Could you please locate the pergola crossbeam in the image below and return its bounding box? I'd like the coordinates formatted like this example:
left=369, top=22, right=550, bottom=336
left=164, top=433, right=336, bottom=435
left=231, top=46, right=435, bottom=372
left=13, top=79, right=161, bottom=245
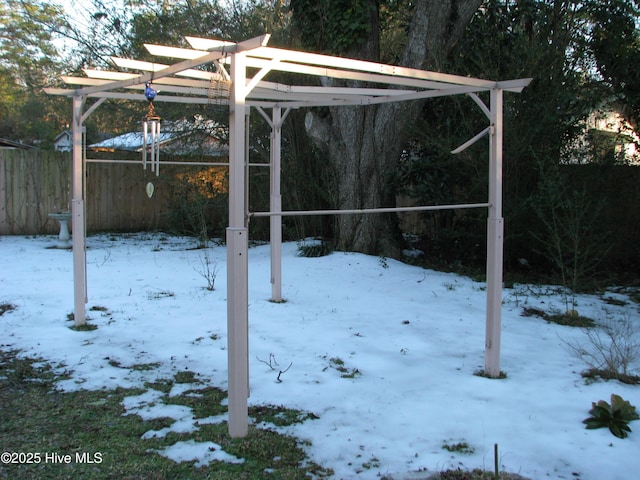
left=110, top=57, right=216, bottom=80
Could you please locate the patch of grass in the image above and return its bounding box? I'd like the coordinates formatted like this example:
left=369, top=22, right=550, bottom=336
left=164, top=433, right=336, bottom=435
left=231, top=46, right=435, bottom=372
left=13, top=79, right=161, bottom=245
left=521, top=307, right=595, bottom=327
left=250, top=405, right=319, bottom=427
left=443, top=282, right=458, bottom=291
left=130, top=362, right=161, bottom=371
left=69, top=323, right=98, bottom=331
left=269, top=298, right=288, bottom=304
left=1, top=352, right=58, bottom=386
left=0, top=303, right=16, bottom=316
left=144, top=379, right=174, bottom=393
left=474, top=369, right=508, bottom=379
left=147, top=290, right=175, bottom=300
left=443, top=441, right=475, bottom=454
left=520, top=307, right=547, bottom=318
left=66, top=312, right=95, bottom=323
left=219, top=425, right=332, bottom=477
left=437, top=469, right=530, bottom=479
left=329, top=357, right=345, bottom=368
left=581, top=368, right=640, bottom=385
left=0, top=350, right=333, bottom=479
left=164, top=386, right=228, bottom=418
left=174, top=370, right=199, bottom=384
left=602, top=296, right=628, bottom=307
left=327, top=357, right=362, bottom=379
left=107, top=358, right=123, bottom=368
left=547, top=312, right=595, bottom=327
left=361, top=456, right=381, bottom=470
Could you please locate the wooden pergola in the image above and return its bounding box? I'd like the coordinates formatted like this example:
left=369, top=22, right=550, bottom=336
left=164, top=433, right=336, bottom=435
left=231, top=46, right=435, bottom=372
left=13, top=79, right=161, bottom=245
left=47, top=34, right=531, bottom=438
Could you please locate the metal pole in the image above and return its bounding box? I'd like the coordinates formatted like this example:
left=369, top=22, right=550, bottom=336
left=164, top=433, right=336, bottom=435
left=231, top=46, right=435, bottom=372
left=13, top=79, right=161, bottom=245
left=245, top=111, right=250, bottom=222
left=227, top=51, right=249, bottom=438
left=71, top=96, right=87, bottom=326
left=485, top=88, right=504, bottom=377
left=270, top=107, right=283, bottom=302
left=150, top=121, right=156, bottom=174
left=142, top=121, right=148, bottom=170
left=154, top=120, right=161, bottom=176
left=250, top=202, right=490, bottom=217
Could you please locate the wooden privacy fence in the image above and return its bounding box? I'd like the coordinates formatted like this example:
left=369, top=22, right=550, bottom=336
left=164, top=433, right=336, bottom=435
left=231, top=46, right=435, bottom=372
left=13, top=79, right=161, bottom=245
left=2, top=149, right=639, bottom=271
left=0, top=149, right=177, bottom=235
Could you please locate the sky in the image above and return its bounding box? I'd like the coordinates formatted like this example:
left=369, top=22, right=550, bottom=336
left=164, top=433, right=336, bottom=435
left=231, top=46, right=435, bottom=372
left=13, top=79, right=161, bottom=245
left=1, top=233, right=639, bottom=479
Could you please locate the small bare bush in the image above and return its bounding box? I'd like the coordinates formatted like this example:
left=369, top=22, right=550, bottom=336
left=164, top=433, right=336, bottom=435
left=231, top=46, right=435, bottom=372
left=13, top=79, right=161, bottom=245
left=195, top=249, right=219, bottom=291
left=564, top=313, right=640, bottom=384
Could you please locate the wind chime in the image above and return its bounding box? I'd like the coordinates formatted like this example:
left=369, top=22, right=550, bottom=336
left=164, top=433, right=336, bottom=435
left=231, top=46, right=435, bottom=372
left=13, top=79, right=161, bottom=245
left=142, top=82, right=160, bottom=197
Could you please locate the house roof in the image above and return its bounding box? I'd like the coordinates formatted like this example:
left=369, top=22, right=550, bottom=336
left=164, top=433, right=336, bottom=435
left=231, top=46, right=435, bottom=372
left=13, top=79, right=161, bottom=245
left=54, top=130, right=72, bottom=142
left=88, top=120, right=228, bottom=156
left=89, top=131, right=174, bottom=152
left=0, top=138, right=38, bottom=150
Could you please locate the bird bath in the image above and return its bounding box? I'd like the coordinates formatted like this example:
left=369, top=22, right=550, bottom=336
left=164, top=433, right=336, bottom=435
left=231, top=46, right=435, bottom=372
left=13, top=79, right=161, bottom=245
left=48, top=212, right=72, bottom=249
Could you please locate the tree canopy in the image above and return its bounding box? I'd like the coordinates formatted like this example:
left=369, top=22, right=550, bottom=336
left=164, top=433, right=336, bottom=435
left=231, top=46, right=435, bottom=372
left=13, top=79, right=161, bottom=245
left=0, top=0, right=69, bottom=143
left=2, top=0, right=639, bottom=278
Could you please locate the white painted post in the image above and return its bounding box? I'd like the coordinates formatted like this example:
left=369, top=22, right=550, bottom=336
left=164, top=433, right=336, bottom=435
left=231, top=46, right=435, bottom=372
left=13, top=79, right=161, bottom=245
left=227, top=51, right=249, bottom=438
left=71, top=96, right=87, bottom=326
left=270, top=107, right=283, bottom=302
left=485, top=88, right=504, bottom=377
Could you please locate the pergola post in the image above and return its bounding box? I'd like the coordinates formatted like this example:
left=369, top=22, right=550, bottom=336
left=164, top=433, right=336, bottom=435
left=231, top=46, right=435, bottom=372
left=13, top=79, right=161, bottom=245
left=226, top=51, right=250, bottom=438
left=71, top=95, right=87, bottom=326
left=270, top=107, right=283, bottom=302
left=485, top=88, right=504, bottom=377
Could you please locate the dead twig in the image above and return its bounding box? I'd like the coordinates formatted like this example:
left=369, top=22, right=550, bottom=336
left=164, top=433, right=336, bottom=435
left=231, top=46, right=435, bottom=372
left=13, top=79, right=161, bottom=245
left=276, top=362, right=293, bottom=383
left=257, top=354, right=292, bottom=382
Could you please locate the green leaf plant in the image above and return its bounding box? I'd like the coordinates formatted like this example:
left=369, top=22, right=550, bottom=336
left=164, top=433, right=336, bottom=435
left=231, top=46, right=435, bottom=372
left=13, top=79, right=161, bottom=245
left=583, top=394, right=639, bottom=438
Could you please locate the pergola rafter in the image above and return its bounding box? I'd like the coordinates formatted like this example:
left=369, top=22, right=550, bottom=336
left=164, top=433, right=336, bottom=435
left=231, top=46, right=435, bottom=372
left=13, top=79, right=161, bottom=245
left=46, top=34, right=531, bottom=438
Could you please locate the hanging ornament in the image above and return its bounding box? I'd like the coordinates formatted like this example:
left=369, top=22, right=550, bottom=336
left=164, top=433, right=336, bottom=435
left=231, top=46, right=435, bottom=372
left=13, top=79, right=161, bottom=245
left=142, top=82, right=161, bottom=176
left=145, top=182, right=155, bottom=198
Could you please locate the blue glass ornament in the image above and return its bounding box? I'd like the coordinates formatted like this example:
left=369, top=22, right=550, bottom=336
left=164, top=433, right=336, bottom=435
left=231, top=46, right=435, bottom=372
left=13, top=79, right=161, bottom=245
left=145, top=82, right=157, bottom=101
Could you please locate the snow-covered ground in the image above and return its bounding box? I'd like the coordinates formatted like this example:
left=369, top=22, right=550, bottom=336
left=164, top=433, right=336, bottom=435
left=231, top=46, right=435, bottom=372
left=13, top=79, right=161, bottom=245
left=1, top=233, right=638, bottom=479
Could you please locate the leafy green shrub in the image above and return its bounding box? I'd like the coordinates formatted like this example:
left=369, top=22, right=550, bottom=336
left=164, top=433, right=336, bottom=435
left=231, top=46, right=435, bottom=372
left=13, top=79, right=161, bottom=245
left=583, top=394, right=639, bottom=438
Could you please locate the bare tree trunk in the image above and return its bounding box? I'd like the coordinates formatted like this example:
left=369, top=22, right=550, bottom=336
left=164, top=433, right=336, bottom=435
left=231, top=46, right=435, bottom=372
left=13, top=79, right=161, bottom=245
left=305, top=0, right=482, bottom=257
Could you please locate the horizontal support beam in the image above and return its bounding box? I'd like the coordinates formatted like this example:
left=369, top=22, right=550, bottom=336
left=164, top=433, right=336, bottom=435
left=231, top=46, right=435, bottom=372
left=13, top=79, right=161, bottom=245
left=249, top=202, right=491, bottom=218
left=86, top=159, right=269, bottom=167
left=63, top=76, right=211, bottom=97
left=44, top=88, right=215, bottom=104
left=86, top=158, right=228, bottom=166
